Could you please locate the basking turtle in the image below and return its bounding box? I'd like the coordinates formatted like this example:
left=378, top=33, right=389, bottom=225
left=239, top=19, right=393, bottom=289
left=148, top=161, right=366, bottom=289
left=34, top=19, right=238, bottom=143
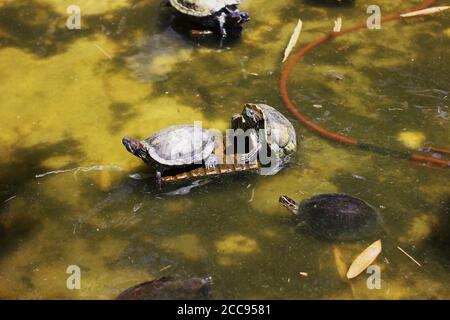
left=117, top=276, right=212, bottom=300
left=122, top=125, right=218, bottom=187
left=279, top=194, right=382, bottom=241
left=163, top=0, right=250, bottom=44
left=232, top=103, right=297, bottom=174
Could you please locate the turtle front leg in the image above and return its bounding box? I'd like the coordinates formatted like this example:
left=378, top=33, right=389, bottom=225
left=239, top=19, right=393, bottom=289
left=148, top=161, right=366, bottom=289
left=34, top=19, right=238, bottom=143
left=155, top=165, right=164, bottom=190
left=216, top=12, right=227, bottom=47
left=204, top=154, right=218, bottom=170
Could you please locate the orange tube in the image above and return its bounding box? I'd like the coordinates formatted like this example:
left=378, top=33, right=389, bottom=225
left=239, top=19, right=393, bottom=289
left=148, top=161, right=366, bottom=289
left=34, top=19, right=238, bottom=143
left=280, top=1, right=449, bottom=168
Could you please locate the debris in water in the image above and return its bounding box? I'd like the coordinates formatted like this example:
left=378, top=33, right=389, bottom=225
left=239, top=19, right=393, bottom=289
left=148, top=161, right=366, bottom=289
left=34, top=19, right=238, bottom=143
left=3, top=195, right=17, bottom=203
left=129, top=172, right=153, bottom=180
left=346, top=240, right=382, bottom=279
left=282, top=19, right=303, bottom=63
left=94, top=44, right=113, bottom=60
left=133, top=203, right=143, bottom=213
left=400, top=6, right=450, bottom=18
left=397, top=246, right=422, bottom=267
left=35, top=165, right=124, bottom=179
left=248, top=188, right=255, bottom=203
left=299, top=272, right=308, bottom=277
left=326, top=70, right=345, bottom=81
left=159, top=265, right=173, bottom=272
left=333, top=17, right=342, bottom=33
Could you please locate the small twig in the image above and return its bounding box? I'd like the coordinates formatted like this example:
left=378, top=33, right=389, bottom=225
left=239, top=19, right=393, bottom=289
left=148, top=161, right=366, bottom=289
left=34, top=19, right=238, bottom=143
left=3, top=195, right=17, bottom=203
left=397, top=246, right=422, bottom=267
left=159, top=265, right=172, bottom=272
left=94, top=44, right=113, bottom=60
left=248, top=188, right=255, bottom=203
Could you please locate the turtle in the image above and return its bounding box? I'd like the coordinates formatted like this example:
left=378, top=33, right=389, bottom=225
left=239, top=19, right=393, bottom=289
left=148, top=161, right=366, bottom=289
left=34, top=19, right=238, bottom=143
left=163, top=0, right=250, bottom=45
left=279, top=194, right=382, bottom=241
left=116, top=276, right=212, bottom=300
left=231, top=103, right=297, bottom=175
left=122, top=125, right=218, bottom=187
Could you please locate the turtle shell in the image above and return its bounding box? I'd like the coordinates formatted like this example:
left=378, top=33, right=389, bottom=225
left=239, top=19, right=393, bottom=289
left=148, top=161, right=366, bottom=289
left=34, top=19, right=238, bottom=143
left=298, top=194, right=382, bottom=241
left=144, top=125, right=215, bottom=166
left=247, top=103, right=297, bottom=158
left=117, top=276, right=212, bottom=300
left=169, top=0, right=240, bottom=17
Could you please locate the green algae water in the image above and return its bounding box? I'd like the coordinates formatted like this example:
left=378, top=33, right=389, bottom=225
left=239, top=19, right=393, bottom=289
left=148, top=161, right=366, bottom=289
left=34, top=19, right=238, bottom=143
left=0, top=0, right=449, bottom=299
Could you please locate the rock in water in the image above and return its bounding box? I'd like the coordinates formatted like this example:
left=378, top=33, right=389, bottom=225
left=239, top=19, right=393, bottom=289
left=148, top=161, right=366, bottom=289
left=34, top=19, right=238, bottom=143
left=116, top=276, right=212, bottom=300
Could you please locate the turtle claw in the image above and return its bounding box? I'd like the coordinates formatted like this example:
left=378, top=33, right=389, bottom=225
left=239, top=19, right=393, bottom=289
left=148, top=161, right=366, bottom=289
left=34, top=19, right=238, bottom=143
left=205, top=154, right=218, bottom=170
left=217, top=13, right=227, bottom=48
left=240, top=143, right=261, bottom=164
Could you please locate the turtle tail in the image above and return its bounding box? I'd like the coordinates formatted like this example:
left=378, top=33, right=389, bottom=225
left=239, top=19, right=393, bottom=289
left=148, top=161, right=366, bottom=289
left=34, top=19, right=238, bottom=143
left=279, top=195, right=299, bottom=215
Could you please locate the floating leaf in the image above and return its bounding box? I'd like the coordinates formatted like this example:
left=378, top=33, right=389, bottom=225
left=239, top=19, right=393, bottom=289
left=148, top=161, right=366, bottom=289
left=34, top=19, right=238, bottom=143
left=333, top=17, right=342, bottom=33
left=346, top=240, right=382, bottom=279
left=282, top=19, right=303, bottom=63
left=400, top=6, right=450, bottom=18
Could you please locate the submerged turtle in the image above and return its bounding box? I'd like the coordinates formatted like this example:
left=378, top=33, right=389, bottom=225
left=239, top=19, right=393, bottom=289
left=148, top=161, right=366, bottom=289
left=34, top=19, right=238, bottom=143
left=163, top=0, right=250, bottom=44
left=279, top=194, right=382, bottom=241
left=122, top=125, right=218, bottom=187
left=117, top=276, right=212, bottom=300
left=232, top=103, right=297, bottom=174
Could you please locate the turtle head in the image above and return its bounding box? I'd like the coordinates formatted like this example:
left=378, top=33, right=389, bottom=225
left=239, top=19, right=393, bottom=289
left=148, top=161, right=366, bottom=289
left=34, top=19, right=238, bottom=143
left=122, top=137, right=149, bottom=162
left=231, top=113, right=245, bottom=130
left=279, top=195, right=299, bottom=215
left=242, top=103, right=263, bottom=128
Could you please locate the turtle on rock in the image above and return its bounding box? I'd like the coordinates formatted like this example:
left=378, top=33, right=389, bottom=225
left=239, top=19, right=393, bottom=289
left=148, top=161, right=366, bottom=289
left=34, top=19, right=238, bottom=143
left=162, top=0, right=250, bottom=45
left=122, top=125, right=218, bottom=187
left=117, top=276, right=212, bottom=300
left=279, top=194, right=382, bottom=241
left=232, top=103, right=297, bottom=175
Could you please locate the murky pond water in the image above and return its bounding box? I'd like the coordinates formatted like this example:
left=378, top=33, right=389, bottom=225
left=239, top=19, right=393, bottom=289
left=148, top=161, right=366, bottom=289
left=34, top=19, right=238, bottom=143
left=0, top=0, right=449, bottom=299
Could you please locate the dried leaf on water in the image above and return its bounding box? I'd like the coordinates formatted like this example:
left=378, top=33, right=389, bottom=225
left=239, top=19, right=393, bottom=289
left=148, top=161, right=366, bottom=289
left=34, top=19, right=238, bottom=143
left=333, top=17, right=342, bottom=33
left=282, top=19, right=303, bottom=63
left=346, top=240, right=382, bottom=279
left=400, top=6, right=450, bottom=18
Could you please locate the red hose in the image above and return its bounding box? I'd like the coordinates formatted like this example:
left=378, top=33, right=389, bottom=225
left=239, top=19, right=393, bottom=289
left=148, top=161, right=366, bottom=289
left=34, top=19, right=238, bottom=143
left=280, top=0, right=450, bottom=168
